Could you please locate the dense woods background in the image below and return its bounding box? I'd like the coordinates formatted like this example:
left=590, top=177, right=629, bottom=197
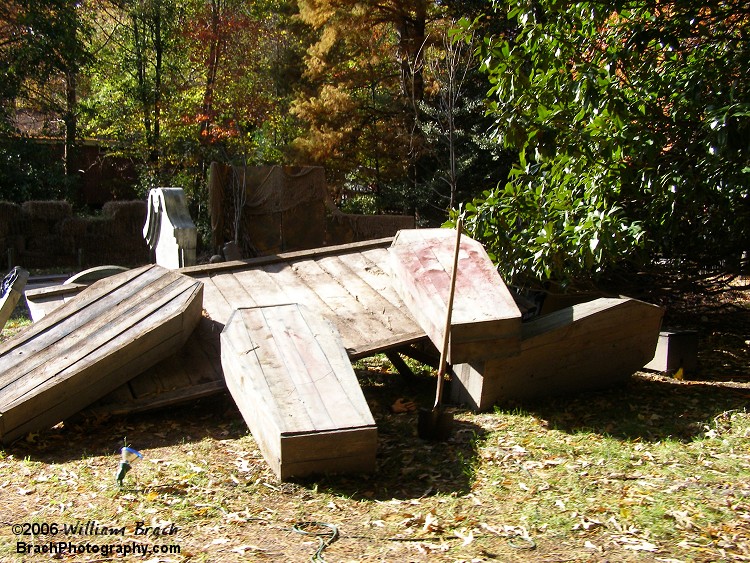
left=1, top=0, right=748, bottom=287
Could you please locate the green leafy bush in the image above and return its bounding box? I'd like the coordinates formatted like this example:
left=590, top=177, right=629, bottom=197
left=455, top=1, right=750, bottom=286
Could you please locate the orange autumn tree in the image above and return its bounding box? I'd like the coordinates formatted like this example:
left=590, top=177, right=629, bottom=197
left=292, top=0, right=439, bottom=209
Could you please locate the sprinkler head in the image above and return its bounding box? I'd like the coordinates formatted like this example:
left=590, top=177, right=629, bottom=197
left=116, top=447, right=142, bottom=486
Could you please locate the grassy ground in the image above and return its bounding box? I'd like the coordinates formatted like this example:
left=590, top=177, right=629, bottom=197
left=0, top=275, right=747, bottom=562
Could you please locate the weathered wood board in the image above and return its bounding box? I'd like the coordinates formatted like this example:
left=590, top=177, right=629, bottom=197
left=0, top=267, right=29, bottom=329
left=186, top=238, right=427, bottom=359
left=25, top=282, right=88, bottom=322
left=221, top=304, right=377, bottom=480
left=24, top=268, right=129, bottom=322
left=389, top=228, right=522, bottom=363
left=87, top=316, right=223, bottom=415
left=0, top=264, right=203, bottom=443
left=451, top=297, right=664, bottom=409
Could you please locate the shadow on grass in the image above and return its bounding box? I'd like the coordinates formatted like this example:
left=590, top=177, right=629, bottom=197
left=304, top=368, right=488, bottom=501
left=3, top=369, right=486, bottom=501
left=5, top=365, right=745, bottom=499
left=510, top=373, right=749, bottom=443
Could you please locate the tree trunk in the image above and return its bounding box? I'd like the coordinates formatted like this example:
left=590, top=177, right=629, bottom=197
left=63, top=68, right=78, bottom=178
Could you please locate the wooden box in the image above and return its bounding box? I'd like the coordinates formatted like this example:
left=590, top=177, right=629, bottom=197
left=221, top=304, right=377, bottom=480
left=389, top=228, right=521, bottom=363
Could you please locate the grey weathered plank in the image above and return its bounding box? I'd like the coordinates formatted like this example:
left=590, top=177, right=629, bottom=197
left=24, top=283, right=88, bottom=321
left=290, top=259, right=385, bottom=343
left=315, top=255, right=419, bottom=334
left=268, top=261, right=364, bottom=346
left=199, top=273, right=235, bottom=325
left=0, top=269, right=185, bottom=393
left=231, top=268, right=289, bottom=307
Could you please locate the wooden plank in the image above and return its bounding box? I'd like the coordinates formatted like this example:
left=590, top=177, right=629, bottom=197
left=24, top=283, right=88, bottom=321
left=231, top=268, right=289, bottom=308
left=126, top=317, right=223, bottom=397
left=209, top=271, right=259, bottom=310
left=222, top=308, right=312, bottom=432
left=179, top=237, right=394, bottom=277
left=389, top=228, right=521, bottom=363
left=290, top=259, right=384, bottom=344
left=265, top=261, right=364, bottom=346
left=17, top=239, right=432, bottom=417
left=221, top=304, right=376, bottom=480
left=88, top=381, right=225, bottom=416
left=200, top=274, right=235, bottom=325
left=278, top=428, right=377, bottom=480
left=351, top=248, right=418, bottom=310
left=347, top=331, right=426, bottom=360
left=0, top=266, right=203, bottom=443
left=315, top=254, right=420, bottom=335
left=450, top=298, right=664, bottom=409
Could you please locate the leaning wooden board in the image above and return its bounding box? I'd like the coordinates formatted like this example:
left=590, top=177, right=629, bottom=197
left=389, top=228, right=522, bottom=364
left=221, top=303, right=377, bottom=480
left=0, top=264, right=203, bottom=443
left=0, top=267, right=29, bottom=329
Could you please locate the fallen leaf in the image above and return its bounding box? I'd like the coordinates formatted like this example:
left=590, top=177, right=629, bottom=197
left=455, top=528, right=474, bottom=546
left=423, top=511, right=441, bottom=533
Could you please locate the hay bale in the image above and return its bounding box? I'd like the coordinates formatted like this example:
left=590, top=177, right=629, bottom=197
left=59, top=216, right=89, bottom=238
left=22, top=201, right=72, bottom=222
left=27, top=234, right=62, bottom=253
left=86, top=216, right=115, bottom=237
left=104, top=200, right=147, bottom=236
left=103, top=200, right=146, bottom=222
left=28, top=219, right=51, bottom=237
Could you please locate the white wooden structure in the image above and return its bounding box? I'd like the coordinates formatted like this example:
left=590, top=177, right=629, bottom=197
left=143, top=187, right=197, bottom=268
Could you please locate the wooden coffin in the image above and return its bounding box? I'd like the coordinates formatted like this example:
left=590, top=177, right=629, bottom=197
left=221, top=303, right=377, bottom=481
left=451, top=297, right=664, bottom=409
left=0, top=267, right=29, bottom=329
left=0, top=264, right=203, bottom=443
left=389, top=228, right=522, bottom=363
